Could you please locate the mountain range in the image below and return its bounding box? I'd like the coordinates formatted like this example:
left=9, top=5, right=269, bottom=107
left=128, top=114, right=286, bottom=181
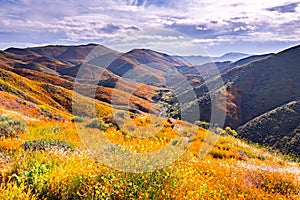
left=176, top=52, right=251, bottom=65
left=0, top=43, right=299, bottom=156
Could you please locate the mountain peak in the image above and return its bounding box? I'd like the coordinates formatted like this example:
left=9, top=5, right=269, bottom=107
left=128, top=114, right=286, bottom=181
left=220, top=52, right=249, bottom=57
left=128, top=48, right=157, bottom=54
left=218, top=52, right=251, bottom=62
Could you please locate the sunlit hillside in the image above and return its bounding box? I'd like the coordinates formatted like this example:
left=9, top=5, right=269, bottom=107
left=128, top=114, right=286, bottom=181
left=0, top=44, right=299, bottom=199
left=0, top=114, right=299, bottom=199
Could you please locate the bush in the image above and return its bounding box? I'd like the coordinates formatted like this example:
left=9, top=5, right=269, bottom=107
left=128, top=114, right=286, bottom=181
left=210, top=151, right=229, bottom=159
left=22, top=139, right=74, bottom=151
left=71, top=116, right=85, bottom=122
left=214, top=126, right=238, bottom=136
left=85, top=118, right=109, bottom=131
left=0, top=115, right=27, bottom=138
left=194, top=121, right=209, bottom=129
left=257, top=155, right=266, bottom=161
left=225, top=127, right=238, bottom=136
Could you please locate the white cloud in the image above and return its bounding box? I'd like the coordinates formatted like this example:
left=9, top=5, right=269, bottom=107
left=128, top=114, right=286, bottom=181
left=0, top=0, right=299, bottom=55
left=102, top=27, right=208, bottom=56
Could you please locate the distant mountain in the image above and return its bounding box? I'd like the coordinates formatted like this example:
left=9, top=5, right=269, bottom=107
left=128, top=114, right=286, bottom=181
left=176, top=52, right=251, bottom=65
left=216, top=52, right=251, bottom=62
left=175, top=55, right=212, bottom=66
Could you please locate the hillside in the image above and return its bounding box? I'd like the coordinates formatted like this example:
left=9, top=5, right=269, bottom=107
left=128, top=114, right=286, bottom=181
left=2, top=44, right=300, bottom=158
left=106, top=49, right=193, bottom=85
left=238, top=101, right=300, bottom=156
left=0, top=110, right=299, bottom=199
left=174, top=45, right=300, bottom=156
left=1, top=45, right=167, bottom=115
left=0, top=67, right=114, bottom=120
left=223, top=45, right=300, bottom=127
left=183, top=45, right=300, bottom=124
left=0, top=44, right=299, bottom=199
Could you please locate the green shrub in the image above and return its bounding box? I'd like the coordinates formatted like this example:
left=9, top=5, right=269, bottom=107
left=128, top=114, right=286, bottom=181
left=257, top=155, right=266, bottom=161
left=194, top=121, right=209, bottom=129
left=0, top=115, right=27, bottom=138
left=21, top=163, right=51, bottom=196
left=214, top=126, right=238, bottom=136
left=22, top=139, right=74, bottom=151
left=225, top=127, right=238, bottom=136
left=71, top=116, right=86, bottom=122
left=85, top=118, right=109, bottom=131
left=210, top=151, right=228, bottom=159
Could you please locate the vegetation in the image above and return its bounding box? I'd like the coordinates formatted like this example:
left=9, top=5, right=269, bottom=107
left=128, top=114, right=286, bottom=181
left=85, top=118, right=109, bottom=131
left=238, top=101, right=300, bottom=157
left=0, top=115, right=27, bottom=138
left=0, top=116, right=298, bottom=199
left=71, top=116, right=86, bottom=122
left=167, top=45, right=300, bottom=157
left=0, top=44, right=300, bottom=199
left=22, top=138, right=74, bottom=151
left=222, top=126, right=238, bottom=136
left=194, top=120, right=209, bottom=129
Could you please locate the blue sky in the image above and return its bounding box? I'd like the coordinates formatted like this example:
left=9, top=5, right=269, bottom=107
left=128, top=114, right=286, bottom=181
left=0, top=0, right=299, bottom=56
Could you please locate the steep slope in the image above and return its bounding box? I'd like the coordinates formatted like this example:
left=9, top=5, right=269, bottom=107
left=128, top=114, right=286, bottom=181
left=181, top=45, right=300, bottom=127
left=238, top=101, right=300, bottom=156
left=223, top=45, right=300, bottom=127
left=0, top=68, right=115, bottom=120
left=159, top=45, right=300, bottom=155
left=226, top=53, right=274, bottom=71
left=0, top=69, right=71, bottom=120
left=172, top=45, right=300, bottom=155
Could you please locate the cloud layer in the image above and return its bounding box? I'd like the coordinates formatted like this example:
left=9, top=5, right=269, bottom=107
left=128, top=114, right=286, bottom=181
left=0, top=0, right=299, bottom=55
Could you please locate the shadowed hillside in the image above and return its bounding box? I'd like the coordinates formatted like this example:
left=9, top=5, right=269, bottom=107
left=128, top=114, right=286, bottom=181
left=173, top=45, right=300, bottom=155
left=238, top=101, right=300, bottom=156
left=223, top=45, right=300, bottom=127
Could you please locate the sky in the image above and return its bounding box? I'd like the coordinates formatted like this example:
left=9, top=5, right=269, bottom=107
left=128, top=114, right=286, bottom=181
left=0, top=0, right=299, bottom=56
